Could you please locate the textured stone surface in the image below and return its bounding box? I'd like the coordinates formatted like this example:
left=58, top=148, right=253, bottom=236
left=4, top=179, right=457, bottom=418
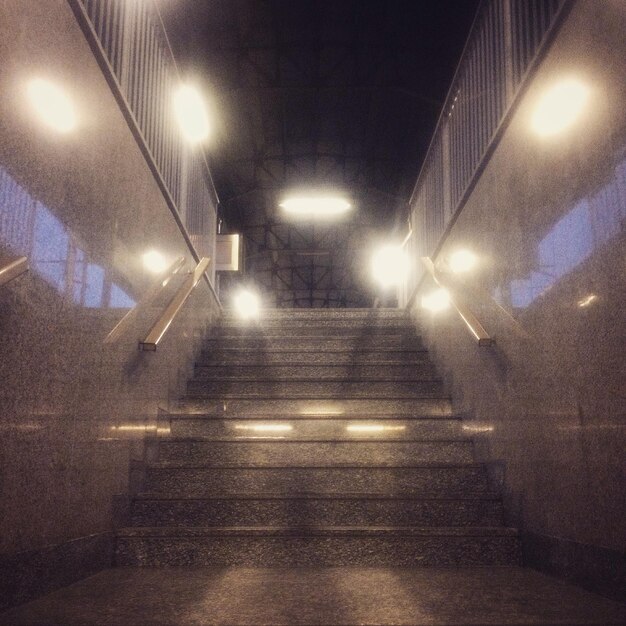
left=115, top=527, right=520, bottom=567
left=186, top=379, right=444, bottom=399
left=4, top=566, right=625, bottom=626
left=130, top=495, right=504, bottom=527
left=144, top=465, right=491, bottom=496
left=155, top=439, right=474, bottom=465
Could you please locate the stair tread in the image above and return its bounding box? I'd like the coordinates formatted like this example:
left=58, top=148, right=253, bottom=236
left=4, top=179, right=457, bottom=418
left=134, top=492, right=501, bottom=501
left=117, top=525, right=518, bottom=537
left=148, top=461, right=485, bottom=469
left=158, top=437, right=469, bottom=443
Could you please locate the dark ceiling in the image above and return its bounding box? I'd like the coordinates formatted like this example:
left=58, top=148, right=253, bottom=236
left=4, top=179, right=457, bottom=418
left=160, top=0, right=480, bottom=307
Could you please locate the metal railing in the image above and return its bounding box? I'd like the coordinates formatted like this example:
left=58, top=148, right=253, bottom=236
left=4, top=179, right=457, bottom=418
left=140, top=257, right=210, bottom=351
left=406, top=0, right=569, bottom=300
left=421, top=257, right=495, bottom=346
left=0, top=256, right=28, bottom=287
left=69, top=0, right=218, bottom=278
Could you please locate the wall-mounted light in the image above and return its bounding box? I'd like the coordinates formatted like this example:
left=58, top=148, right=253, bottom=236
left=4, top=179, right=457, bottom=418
left=173, top=84, right=210, bottom=143
left=27, top=78, right=76, bottom=133
left=421, top=288, right=450, bottom=312
left=279, top=196, right=351, bottom=218
left=448, top=249, right=477, bottom=273
left=531, top=78, right=590, bottom=137
left=372, top=245, right=409, bottom=288
left=142, top=249, right=167, bottom=273
left=234, top=289, right=260, bottom=319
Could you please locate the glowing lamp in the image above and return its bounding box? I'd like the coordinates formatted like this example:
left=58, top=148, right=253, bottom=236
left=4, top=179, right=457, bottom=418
left=372, top=245, right=409, bottom=288
left=173, top=84, right=210, bottom=143
left=448, top=249, right=477, bottom=273
left=279, top=196, right=351, bottom=218
left=27, top=78, right=76, bottom=133
left=142, top=250, right=168, bottom=274
left=421, top=288, right=450, bottom=312
left=531, top=78, right=590, bottom=137
left=234, top=289, right=260, bottom=319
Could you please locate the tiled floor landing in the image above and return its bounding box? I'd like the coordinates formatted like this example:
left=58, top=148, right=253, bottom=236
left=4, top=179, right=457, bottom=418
left=2, top=566, right=625, bottom=625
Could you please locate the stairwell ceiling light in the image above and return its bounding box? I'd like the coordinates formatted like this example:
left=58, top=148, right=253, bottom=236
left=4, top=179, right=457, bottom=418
left=421, top=288, right=450, bottom=312
left=279, top=196, right=351, bottom=218
left=234, top=289, right=260, bottom=319
left=173, top=84, right=210, bottom=144
left=142, top=249, right=168, bottom=274
left=372, top=245, right=409, bottom=288
left=448, top=249, right=477, bottom=273
left=27, top=78, right=76, bottom=133
left=531, top=78, right=590, bottom=137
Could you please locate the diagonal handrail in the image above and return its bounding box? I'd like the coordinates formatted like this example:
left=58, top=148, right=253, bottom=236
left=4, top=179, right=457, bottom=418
left=139, top=257, right=210, bottom=351
left=0, top=256, right=29, bottom=287
left=104, top=256, right=186, bottom=344
left=421, top=257, right=494, bottom=347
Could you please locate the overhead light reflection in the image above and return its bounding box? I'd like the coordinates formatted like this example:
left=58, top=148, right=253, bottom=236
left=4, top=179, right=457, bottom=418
left=346, top=424, right=406, bottom=433
left=142, top=249, right=168, bottom=273
left=234, top=424, right=293, bottom=432
left=27, top=78, right=76, bottom=133
left=577, top=294, right=597, bottom=308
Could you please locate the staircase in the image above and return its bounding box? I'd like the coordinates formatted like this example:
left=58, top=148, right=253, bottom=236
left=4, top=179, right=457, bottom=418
left=116, top=309, right=519, bottom=566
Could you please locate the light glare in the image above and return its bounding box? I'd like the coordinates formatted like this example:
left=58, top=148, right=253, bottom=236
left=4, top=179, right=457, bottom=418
left=421, top=288, right=450, bottom=312
left=346, top=424, right=406, bottom=433
left=280, top=196, right=351, bottom=218
left=577, top=294, right=597, bottom=308
left=27, top=78, right=76, bottom=133
left=234, top=424, right=292, bottom=432
left=234, top=289, right=260, bottom=319
left=142, top=250, right=168, bottom=274
left=173, top=84, right=210, bottom=143
left=449, top=249, right=477, bottom=273
left=372, top=245, right=409, bottom=288
left=531, top=78, right=590, bottom=137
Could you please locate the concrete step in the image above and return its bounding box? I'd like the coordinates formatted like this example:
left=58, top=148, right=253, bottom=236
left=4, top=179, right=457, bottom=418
left=143, top=464, right=491, bottom=496
left=193, top=364, right=437, bottom=381
left=115, top=526, right=520, bottom=567
left=201, top=336, right=425, bottom=351
left=196, top=350, right=430, bottom=366
left=171, top=398, right=454, bottom=417
left=224, top=308, right=408, bottom=321
left=130, top=494, right=504, bottom=527
left=185, top=380, right=445, bottom=399
left=168, top=417, right=464, bottom=439
left=155, top=439, right=474, bottom=465
left=215, top=320, right=415, bottom=333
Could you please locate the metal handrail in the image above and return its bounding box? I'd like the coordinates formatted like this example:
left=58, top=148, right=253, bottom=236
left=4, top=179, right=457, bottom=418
left=421, top=257, right=494, bottom=347
left=104, top=256, right=185, bottom=344
left=0, top=256, right=29, bottom=287
left=139, top=257, right=210, bottom=351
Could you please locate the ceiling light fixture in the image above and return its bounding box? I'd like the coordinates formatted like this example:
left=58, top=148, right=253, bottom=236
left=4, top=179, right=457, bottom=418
left=279, top=196, right=351, bottom=218
left=142, top=250, right=168, bottom=274
left=421, top=288, right=450, bottom=312
left=448, top=249, right=477, bottom=273
left=234, top=289, right=260, bottom=319
left=372, top=245, right=409, bottom=288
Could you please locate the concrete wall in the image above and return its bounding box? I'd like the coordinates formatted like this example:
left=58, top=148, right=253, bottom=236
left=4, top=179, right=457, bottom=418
left=0, top=0, right=220, bottom=608
left=409, top=0, right=625, bottom=599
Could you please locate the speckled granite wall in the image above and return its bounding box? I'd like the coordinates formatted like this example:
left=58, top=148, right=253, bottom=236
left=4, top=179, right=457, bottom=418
left=409, top=0, right=625, bottom=600
left=0, top=0, right=220, bottom=609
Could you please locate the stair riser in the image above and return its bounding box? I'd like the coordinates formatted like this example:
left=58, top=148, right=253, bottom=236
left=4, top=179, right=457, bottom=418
left=169, top=418, right=463, bottom=439
left=215, top=321, right=415, bottom=333
left=130, top=499, right=504, bottom=527
left=202, top=337, right=424, bottom=351
left=144, top=467, right=490, bottom=496
left=224, top=310, right=408, bottom=322
left=173, top=399, right=454, bottom=417
left=115, top=536, right=520, bottom=567
left=193, top=365, right=437, bottom=381
left=156, top=441, right=474, bottom=465
left=197, top=352, right=430, bottom=366
left=186, top=381, right=444, bottom=399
